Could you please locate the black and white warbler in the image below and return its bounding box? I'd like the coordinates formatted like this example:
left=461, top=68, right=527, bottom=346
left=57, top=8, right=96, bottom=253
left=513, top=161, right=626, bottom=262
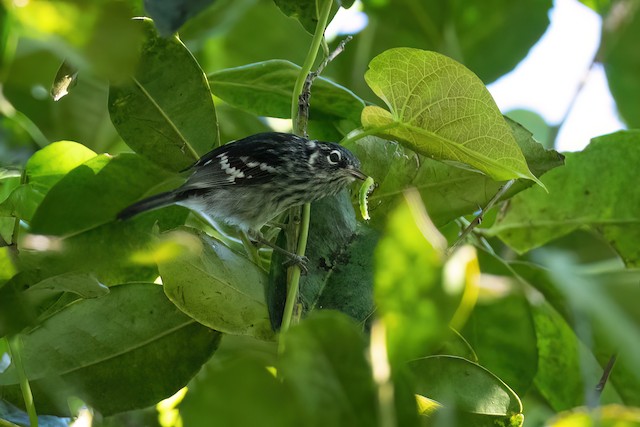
left=118, top=132, right=366, bottom=266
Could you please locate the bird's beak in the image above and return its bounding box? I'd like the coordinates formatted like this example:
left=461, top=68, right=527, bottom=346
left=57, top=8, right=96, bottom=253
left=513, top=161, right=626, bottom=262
left=348, top=168, right=368, bottom=181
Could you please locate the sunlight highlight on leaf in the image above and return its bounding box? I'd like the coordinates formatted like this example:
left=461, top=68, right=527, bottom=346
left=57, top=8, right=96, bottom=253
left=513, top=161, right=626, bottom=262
left=362, top=48, right=538, bottom=183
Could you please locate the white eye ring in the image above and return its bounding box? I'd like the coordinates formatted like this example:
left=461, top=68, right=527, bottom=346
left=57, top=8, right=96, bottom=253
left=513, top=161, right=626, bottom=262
left=327, top=150, right=341, bottom=164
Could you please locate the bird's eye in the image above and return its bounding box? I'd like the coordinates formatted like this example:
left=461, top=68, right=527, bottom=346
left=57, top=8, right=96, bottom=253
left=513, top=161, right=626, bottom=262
left=327, top=150, right=341, bottom=164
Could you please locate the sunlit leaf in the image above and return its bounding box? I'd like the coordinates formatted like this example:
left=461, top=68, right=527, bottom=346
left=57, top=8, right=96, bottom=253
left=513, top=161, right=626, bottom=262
left=463, top=252, right=538, bottom=396
left=0, top=247, right=16, bottom=284
left=30, top=153, right=177, bottom=236
left=20, top=206, right=187, bottom=286
left=374, top=191, right=455, bottom=363
left=490, top=130, right=640, bottom=267
left=25, top=141, right=97, bottom=192
left=362, top=48, right=538, bottom=183
left=159, top=227, right=274, bottom=340
left=546, top=404, right=640, bottom=427
left=10, top=1, right=142, bottom=80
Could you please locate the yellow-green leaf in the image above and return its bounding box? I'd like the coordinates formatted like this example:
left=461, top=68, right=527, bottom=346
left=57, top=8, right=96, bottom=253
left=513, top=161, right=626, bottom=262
left=362, top=48, right=538, bottom=183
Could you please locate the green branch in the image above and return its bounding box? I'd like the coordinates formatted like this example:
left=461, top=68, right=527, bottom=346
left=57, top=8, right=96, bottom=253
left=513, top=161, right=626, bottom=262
left=290, top=0, right=333, bottom=134
left=7, top=336, right=38, bottom=427
left=280, top=0, right=333, bottom=348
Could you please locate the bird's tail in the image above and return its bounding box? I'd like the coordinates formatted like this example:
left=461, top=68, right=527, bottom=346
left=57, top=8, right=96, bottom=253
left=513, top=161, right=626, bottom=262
left=117, top=191, right=179, bottom=220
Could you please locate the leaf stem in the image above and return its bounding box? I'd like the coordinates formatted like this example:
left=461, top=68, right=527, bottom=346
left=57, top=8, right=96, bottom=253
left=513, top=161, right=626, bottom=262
left=281, top=0, right=333, bottom=346
left=280, top=203, right=311, bottom=337
left=592, top=352, right=617, bottom=405
left=10, top=170, right=27, bottom=248
left=290, top=0, right=333, bottom=134
left=340, top=123, right=399, bottom=147
left=548, top=58, right=596, bottom=148
left=240, top=231, right=262, bottom=267
left=449, top=179, right=515, bottom=253
left=7, top=336, right=38, bottom=427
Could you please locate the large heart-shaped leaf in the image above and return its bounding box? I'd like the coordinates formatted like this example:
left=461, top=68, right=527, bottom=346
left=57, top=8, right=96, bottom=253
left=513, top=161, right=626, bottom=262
left=347, top=117, right=564, bottom=229
left=362, top=48, right=538, bottom=183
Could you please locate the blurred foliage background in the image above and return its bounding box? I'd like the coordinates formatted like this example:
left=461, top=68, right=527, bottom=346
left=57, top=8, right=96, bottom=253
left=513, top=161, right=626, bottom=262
left=1, top=0, right=640, bottom=426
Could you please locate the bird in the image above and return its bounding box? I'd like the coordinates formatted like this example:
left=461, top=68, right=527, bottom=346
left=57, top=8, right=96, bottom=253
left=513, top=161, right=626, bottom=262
left=117, top=132, right=367, bottom=268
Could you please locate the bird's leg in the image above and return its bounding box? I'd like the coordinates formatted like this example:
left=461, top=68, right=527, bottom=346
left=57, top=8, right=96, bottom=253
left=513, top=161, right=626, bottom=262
left=251, top=233, right=309, bottom=274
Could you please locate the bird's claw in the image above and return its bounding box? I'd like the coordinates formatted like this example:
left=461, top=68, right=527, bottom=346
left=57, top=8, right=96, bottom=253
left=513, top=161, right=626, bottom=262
left=283, top=254, right=309, bottom=274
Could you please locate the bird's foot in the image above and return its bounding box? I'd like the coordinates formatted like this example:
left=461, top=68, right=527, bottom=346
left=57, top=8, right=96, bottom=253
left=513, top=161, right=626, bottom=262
left=283, top=254, right=309, bottom=274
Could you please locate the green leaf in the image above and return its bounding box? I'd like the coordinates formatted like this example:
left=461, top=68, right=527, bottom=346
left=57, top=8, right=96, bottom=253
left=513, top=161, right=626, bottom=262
left=145, top=0, right=217, bottom=36
left=20, top=206, right=188, bottom=286
left=0, top=283, right=221, bottom=416
left=0, top=141, right=97, bottom=222
left=600, top=1, right=640, bottom=127
left=0, top=184, right=43, bottom=222
left=52, top=72, right=121, bottom=152
left=348, top=116, right=564, bottom=228
left=180, top=357, right=300, bottom=427
left=362, top=48, right=537, bottom=183
left=529, top=300, right=621, bottom=411
left=25, top=141, right=97, bottom=192
left=10, top=1, right=142, bottom=80
left=546, top=404, right=640, bottom=426
left=159, top=227, right=274, bottom=340
left=461, top=290, right=538, bottom=396
left=409, top=355, right=523, bottom=422
left=0, top=247, right=16, bottom=284
left=330, top=0, right=550, bottom=96
left=506, top=110, right=553, bottom=149
left=526, top=252, right=639, bottom=407
left=279, top=311, right=377, bottom=426
left=579, top=0, right=612, bottom=13
left=272, top=0, right=347, bottom=34
left=208, top=60, right=365, bottom=122
left=374, top=193, right=455, bottom=363
left=490, top=130, right=640, bottom=267
left=484, top=256, right=633, bottom=407
left=267, top=192, right=377, bottom=330
left=436, top=328, right=478, bottom=362
left=193, top=0, right=312, bottom=73
left=24, top=272, right=109, bottom=299
left=30, top=153, right=177, bottom=236
left=0, top=2, right=11, bottom=73
left=0, top=275, right=36, bottom=337
left=109, top=18, right=219, bottom=171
